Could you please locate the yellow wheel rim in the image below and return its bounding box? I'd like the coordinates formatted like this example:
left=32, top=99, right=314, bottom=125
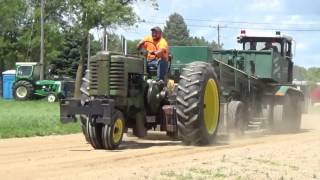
left=113, top=118, right=124, bottom=143
left=203, top=78, right=220, bottom=134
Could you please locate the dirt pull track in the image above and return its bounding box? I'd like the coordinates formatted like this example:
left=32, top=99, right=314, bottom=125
left=0, top=114, right=319, bottom=180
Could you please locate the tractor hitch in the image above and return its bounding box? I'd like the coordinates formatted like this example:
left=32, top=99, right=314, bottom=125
left=162, top=105, right=177, bottom=132
left=60, top=98, right=115, bottom=125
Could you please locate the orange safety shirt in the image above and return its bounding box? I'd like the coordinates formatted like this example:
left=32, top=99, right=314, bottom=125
left=143, top=35, right=169, bottom=60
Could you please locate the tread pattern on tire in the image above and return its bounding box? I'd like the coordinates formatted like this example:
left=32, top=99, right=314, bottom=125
left=272, top=94, right=302, bottom=133
left=176, top=62, right=220, bottom=145
left=101, top=110, right=125, bottom=150
left=228, top=101, right=246, bottom=134
left=13, top=80, right=34, bottom=100
left=86, top=118, right=103, bottom=149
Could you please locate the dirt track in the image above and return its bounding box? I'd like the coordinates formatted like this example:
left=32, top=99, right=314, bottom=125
left=0, top=114, right=319, bottom=180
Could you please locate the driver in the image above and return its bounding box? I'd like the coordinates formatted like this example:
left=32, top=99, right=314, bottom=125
left=137, top=26, right=169, bottom=81
left=261, top=42, right=278, bottom=52
left=261, top=42, right=273, bottom=50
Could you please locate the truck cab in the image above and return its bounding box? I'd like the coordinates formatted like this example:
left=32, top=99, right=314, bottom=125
left=237, top=30, right=294, bottom=83
left=15, top=62, right=41, bottom=82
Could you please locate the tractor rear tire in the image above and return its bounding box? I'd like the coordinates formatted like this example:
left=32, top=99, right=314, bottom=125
left=176, top=62, right=220, bottom=145
left=86, top=117, right=103, bottom=149
left=13, top=80, right=34, bottom=101
left=228, top=101, right=246, bottom=135
left=272, top=95, right=301, bottom=133
left=101, top=110, right=125, bottom=150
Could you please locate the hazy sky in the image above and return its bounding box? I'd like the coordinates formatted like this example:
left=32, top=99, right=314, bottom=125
left=106, top=0, right=320, bottom=68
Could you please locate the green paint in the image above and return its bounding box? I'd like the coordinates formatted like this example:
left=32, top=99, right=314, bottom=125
left=170, top=46, right=210, bottom=68
left=14, top=62, right=64, bottom=99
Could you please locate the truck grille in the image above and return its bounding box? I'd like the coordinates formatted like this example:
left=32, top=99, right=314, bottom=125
left=109, top=59, right=126, bottom=95
left=89, top=60, right=99, bottom=92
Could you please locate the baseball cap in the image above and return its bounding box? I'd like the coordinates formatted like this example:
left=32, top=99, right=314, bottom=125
left=151, top=26, right=162, bottom=32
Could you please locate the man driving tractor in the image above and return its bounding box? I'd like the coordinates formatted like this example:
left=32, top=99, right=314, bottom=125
left=137, top=26, right=169, bottom=81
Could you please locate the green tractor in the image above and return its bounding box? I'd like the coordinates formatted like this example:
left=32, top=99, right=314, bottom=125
left=12, top=62, right=65, bottom=102
left=61, top=50, right=221, bottom=150
left=60, top=31, right=304, bottom=150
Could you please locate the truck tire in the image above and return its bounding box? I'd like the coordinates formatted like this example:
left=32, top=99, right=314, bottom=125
left=86, top=117, right=103, bottom=149
left=176, top=62, right=220, bottom=145
left=272, top=95, right=301, bottom=133
left=101, top=110, right=125, bottom=150
left=228, top=101, right=246, bottom=135
left=13, top=80, right=34, bottom=100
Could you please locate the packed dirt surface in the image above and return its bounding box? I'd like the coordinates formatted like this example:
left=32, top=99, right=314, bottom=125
left=0, top=114, right=319, bottom=180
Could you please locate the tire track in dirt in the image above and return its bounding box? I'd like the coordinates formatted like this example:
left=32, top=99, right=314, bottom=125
left=0, top=114, right=319, bottom=180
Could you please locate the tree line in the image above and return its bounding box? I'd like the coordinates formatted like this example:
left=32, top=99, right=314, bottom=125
left=293, top=65, right=320, bottom=84
left=1, top=0, right=149, bottom=97
left=1, top=1, right=318, bottom=87
left=1, top=0, right=224, bottom=97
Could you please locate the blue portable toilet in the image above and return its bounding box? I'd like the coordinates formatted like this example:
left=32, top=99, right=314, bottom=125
left=2, top=70, right=16, bottom=99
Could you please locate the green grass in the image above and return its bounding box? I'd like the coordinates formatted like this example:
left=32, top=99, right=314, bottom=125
left=0, top=99, right=80, bottom=139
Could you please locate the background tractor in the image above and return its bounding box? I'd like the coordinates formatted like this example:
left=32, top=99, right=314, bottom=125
left=60, top=31, right=304, bottom=150
left=12, top=62, right=71, bottom=102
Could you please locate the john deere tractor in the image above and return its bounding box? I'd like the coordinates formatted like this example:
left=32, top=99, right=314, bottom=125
left=13, top=62, right=65, bottom=102
left=60, top=31, right=304, bottom=150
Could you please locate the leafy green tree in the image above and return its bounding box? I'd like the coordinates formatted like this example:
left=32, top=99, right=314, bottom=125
left=292, top=65, right=320, bottom=84
left=163, top=13, right=222, bottom=49
left=305, top=67, right=320, bottom=83
left=127, top=39, right=141, bottom=54
left=163, top=13, right=191, bottom=46
left=0, top=0, right=67, bottom=75
left=49, top=30, right=81, bottom=77
left=107, top=33, right=122, bottom=52
left=0, top=0, right=26, bottom=73
left=64, top=0, right=139, bottom=98
left=190, top=36, right=222, bottom=50
left=293, top=65, right=307, bottom=81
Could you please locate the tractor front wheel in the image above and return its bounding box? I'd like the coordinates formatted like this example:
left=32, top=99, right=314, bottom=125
left=47, top=93, right=57, bottom=103
left=80, top=115, right=90, bottom=142
left=101, top=111, right=125, bottom=150
left=13, top=80, right=34, bottom=100
left=79, top=71, right=90, bottom=142
left=86, top=117, right=103, bottom=149
left=176, top=62, right=220, bottom=145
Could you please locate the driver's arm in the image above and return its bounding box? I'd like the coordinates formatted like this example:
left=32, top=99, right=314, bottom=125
left=137, top=39, right=145, bottom=50
left=151, top=40, right=168, bottom=58
left=151, top=49, right=164, bottom=56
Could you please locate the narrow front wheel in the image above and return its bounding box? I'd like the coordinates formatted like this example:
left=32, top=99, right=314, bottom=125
left=101, top=111, right=125, bottom=150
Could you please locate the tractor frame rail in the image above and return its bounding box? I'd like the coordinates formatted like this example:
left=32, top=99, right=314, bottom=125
left=60, top=98, right=115, bottom=125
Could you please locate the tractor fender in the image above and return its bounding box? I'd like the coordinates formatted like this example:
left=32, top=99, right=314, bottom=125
left=274, top=86, right=304, bottom=101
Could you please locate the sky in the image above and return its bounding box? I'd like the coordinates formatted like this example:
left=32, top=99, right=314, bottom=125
left=104, top=0, right=320, bottom=68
